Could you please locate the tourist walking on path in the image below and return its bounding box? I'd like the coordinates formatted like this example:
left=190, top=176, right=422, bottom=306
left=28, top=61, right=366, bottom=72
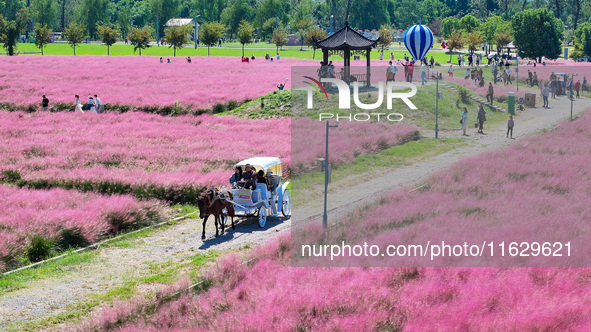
left=461, top=107, right=469, bottom=136
left=477, top=104, right=486, bottom=134
left=542, top=85, right=550, bottom=108
left=486, top=83, right=494, bottom=104
left=492, top=62, right=498, bottom=84
left=575, top=80, right=581, bottom=98
left=74, top=95, right=83, bottom=113
left=506, top=68, right=513, bottom=84
left=41, top=95, right=49, bottom=112
left=507, top=116, right=514, bottom=139
left=387, top=61, right=398, bottom=82
left=406, top=61, right=414, bottom=82
left=420, top=61, right=428, bottom=85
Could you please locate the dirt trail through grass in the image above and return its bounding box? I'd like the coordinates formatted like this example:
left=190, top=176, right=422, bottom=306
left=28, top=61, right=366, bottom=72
left=0, top=92, right=587, bottom=331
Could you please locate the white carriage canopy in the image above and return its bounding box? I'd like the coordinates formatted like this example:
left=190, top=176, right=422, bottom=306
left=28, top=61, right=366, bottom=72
left=235, top=157, right=282, bottom=176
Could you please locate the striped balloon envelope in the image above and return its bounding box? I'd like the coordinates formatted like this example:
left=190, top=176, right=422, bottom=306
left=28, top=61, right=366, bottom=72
left=403, top=24, right=434, bottom=62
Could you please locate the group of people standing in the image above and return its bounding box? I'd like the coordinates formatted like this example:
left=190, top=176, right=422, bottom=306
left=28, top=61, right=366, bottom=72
left=74, top=94, right=103, bottom=113
left=459, top=104, right=514, bottom=139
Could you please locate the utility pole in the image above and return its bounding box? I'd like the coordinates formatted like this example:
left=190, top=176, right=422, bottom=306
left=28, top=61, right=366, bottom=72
left=322, top=120, right=339, bottom=228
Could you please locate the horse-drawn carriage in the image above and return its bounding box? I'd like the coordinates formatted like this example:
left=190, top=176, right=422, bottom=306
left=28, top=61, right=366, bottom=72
left=227, top=157, right=291, bottom=228
left=197, top=157, right=291, bottom=239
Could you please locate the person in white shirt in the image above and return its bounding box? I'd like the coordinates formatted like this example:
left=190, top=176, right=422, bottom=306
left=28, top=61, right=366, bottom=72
left=420, top=61, right=429, bottom=85
left=386, top=61, right=398, bottom=81
left=94, top=94, right=103, bottom=113
left=75, top=95, right=84, bottom=113
left=448, top=65, right=454, bottom=77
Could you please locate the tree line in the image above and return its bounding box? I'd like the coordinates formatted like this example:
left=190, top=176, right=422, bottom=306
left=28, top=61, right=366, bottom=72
left=2, top=0, right=591, bottom=59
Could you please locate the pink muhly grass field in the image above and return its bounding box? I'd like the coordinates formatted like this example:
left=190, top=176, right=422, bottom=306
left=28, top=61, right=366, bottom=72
left=291, top=118, right=419, bottom=175
left=0, top=56, right=312, bottom=109
left=292, top=109, right=591, bottom=267
left=78, top=235, right=591, bottom=331
left=0, top=185, right=163, bottom=271
left=0, top=112, right=290, bottom=199
left=0, top=112, right=418, bottom=200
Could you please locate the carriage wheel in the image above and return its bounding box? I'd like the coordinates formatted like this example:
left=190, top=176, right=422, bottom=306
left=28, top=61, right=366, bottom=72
left=258, top=207, right=267, bottom=228
left=282, top=190, right=291, bottom=218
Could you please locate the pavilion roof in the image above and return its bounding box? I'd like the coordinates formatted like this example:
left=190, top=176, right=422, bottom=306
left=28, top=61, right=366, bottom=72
left=316, top=23, right=378, bottom=50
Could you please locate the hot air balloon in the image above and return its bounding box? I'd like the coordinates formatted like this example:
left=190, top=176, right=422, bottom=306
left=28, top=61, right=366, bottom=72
left=404, top=24, right=434, bottom=63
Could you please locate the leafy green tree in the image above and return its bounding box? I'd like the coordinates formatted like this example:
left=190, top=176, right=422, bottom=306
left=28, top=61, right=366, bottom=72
left=97, top=25, right=118, bottom=55
left=293, top=18, right=312, bottom=51
left=494, top=31, right=512, bottom=55
left=480, top=16, right=503, bottom=50
left=0, top=9, right=28, bottom=56
left=199, top=21, right=225, bottom=56
left=181, top=0, right=226, bottom=23
left=447, top=30, right=464, bottom=61
left=220, top=0, right=253, bottom=39
left=254, top=0, right=287, bottom=31
left=129, top=27, right=151, bottom=55
left=237, top=20, right=254, bottom=57
left=164, top=25, right=190, bottom=56
left=460, top=14, right=480, bottom=33
left=150, top=0, right=180, bottom=39
left=31, top=0, right=57, bottom=29
left=350, top=0, right=390, bottom=29
left=441, top=17, right=461, bottom=38
left=419, top=0, right=450, bottom=25
left=260, top=17, right=276, bottom=41
left=378, top=25, right=392, bottom=52
left=34, top=23, right=52, bottom=55
left=63, top=22, right=85, bottom=55
left=512, top=8, right=563, bottom=61
left=575, top=21, right=591, bottom=57
left=465, top=31, right=483, bottom=54
left=304, top=27, right=326, bottom=59
left=271, top=28, right=287, bottom=53
left=428, top=18, right=443, bottom=37
left=1, top=0, right=25, bottom=21
left=78, top=0, right=108, bottom=39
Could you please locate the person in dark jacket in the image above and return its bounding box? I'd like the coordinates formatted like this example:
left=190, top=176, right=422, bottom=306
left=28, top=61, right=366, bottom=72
left=477, top=104, right=487, bottom=134
left=240, top=164, right=257, bottom=190
left=230, top=166, right=242, bottom=187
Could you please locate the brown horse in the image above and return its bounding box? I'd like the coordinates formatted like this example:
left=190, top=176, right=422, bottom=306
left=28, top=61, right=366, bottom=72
left=197, top=187, right=236, bottom=240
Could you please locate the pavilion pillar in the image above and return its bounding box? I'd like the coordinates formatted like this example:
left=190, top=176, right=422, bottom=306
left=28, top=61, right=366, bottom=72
left=323, top=49, right=329, bottom=66
left=344, top=48, right=351, bottom=84
left=366, top=48, right=371, bottom=87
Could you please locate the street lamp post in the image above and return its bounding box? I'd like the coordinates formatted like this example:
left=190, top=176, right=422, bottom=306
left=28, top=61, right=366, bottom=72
left=516, top=56, right=519, bottom=91
left=194, top=15, right=200, bottom=49
left=322, top=120, right=339, bottom=228
left=330, top=15, right=334, bottom=35
left=156, top=16, right=159, bottom=46
left=435, top=71, right=440, bottom=138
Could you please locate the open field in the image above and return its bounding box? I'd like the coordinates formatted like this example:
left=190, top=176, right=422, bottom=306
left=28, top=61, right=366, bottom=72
left=72, top=109, right=591, bottom=331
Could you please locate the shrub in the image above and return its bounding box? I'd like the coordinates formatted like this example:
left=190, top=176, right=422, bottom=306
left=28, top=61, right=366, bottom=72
left=26, top=235, right=54, bottom=263
left=56, top=228, right=90, bottom=250
left=0, top=170, right=21, bottom=182
left=458, top=87, right=471, bottom=104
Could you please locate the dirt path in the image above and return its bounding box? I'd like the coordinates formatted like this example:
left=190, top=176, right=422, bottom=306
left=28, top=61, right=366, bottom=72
left=0, top=92, right=587, bottom=331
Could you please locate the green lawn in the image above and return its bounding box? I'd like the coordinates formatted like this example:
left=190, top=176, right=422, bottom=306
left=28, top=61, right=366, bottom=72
left=9, top=41, right=464, bottom=63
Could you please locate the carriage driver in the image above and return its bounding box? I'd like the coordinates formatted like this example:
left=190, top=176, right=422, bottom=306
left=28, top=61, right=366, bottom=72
left=240, top=164, right=257, bottom=190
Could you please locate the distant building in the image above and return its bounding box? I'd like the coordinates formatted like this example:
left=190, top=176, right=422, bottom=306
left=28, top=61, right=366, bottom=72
left=165, top=18, right=198, bottom=28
